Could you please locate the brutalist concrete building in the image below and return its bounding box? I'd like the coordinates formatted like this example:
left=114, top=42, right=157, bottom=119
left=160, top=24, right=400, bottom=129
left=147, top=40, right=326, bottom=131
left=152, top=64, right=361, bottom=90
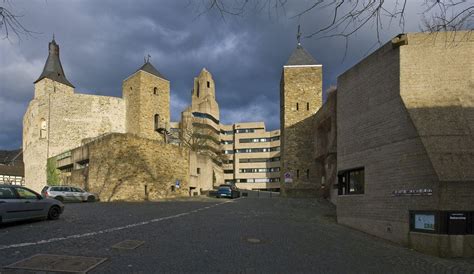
left=334, top=32, right=473, bottom=257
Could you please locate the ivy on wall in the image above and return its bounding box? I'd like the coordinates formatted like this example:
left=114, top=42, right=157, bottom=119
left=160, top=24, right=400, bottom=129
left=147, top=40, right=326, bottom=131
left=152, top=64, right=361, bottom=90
left=46, top=157, right=60, bottom=186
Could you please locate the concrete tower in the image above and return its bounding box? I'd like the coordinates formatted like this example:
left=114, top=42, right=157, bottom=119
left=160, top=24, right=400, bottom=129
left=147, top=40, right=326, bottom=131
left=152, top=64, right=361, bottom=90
left=123, top=60, right=170, bottom=141
left=191, top=68, right=220, bottom=121
left=280, top=37, right=323, bottom=197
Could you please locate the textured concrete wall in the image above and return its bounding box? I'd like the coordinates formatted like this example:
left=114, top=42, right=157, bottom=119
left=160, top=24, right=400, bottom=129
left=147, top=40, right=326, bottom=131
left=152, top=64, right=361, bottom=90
left=189, top=151, right=222, bottom=194
left=23, top=80, right=125, bottom=192
left=191, top=68, right=220, bottom=121
left=336, top=32, right=474, bottom=250
left=400, top=32, right=474, bottom=183
left=336, top=40, right=439, bottom=245
left=312, top=90, right=337, bottom=202
left=84, top=134, right=189, bottom=201
left=123, top=70, right=170, bottom=141
left=280, top=66, right=323, bottom=196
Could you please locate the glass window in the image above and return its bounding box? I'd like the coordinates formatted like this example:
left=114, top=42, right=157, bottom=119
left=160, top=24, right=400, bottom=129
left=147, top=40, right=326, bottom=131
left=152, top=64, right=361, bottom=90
left=72, top=187, right=84, bottom=192
left=0, top=187, right=16, bottom=199
left=338, top=168, right=365, bottom=195
left=16, top=187, right=39, bottom=199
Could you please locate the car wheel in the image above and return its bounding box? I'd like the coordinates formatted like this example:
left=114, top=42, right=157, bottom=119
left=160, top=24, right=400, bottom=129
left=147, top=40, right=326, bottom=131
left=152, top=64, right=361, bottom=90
left=47, top=206, right=61, bottom=220
left=87, top=195, right=96, bottom=202
left=55, top=196, right=64, bottom=202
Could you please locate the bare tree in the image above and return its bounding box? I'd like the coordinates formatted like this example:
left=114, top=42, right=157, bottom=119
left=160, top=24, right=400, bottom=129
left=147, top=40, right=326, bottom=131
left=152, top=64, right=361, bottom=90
left=195, top=0, right=473, bottom=46
left=0, top=0, right=34, bottom=40
left=180, top=124, right=228, bottom=165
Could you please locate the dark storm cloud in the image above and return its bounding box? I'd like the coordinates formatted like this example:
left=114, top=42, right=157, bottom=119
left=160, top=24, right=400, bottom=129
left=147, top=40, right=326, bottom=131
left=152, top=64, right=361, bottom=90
left=0, top=0, right=433, bottom=149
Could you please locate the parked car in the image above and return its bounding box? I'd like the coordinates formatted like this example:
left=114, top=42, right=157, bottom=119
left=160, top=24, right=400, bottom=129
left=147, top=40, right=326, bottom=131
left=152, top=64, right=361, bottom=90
left=41, top=186, right=98, bottom=202
left=216, top=185, right=240, bottom=199
left=0, top=185, right=64, bottom=224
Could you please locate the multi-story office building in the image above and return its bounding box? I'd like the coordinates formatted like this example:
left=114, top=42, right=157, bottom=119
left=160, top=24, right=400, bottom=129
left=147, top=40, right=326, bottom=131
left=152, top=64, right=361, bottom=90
left=221, top=122, right=281, bottom=191
left=179, top=69, right=281, bottom=192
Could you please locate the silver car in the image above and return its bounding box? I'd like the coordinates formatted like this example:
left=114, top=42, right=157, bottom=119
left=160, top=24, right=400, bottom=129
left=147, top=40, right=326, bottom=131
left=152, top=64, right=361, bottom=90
left=0, top=185, right=64, bottom=224
left=41, top=186, right=98, bottom=202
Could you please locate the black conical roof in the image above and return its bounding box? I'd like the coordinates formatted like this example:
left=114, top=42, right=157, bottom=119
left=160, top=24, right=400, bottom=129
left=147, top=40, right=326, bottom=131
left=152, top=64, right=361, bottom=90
left=286, top=44, right=319, bottom=66
left=137, top=61, right=167, bottom=80
left=34, top=39, right=74, bottom=87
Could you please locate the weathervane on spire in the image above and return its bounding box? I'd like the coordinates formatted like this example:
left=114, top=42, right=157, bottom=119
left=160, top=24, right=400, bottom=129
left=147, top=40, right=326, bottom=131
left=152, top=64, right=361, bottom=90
left=144, top=54, right=151, bottom=63
left=297, top=24, right=302, bottom=45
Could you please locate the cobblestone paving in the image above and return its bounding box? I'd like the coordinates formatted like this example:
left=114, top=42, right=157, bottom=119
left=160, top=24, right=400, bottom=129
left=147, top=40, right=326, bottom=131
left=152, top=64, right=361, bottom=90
left=1, top=196, right=474, bottom=273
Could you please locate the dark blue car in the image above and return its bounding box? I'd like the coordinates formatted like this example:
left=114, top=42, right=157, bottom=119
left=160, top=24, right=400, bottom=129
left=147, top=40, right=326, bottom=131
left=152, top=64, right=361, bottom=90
left=216, top=185, right=240, bottom=199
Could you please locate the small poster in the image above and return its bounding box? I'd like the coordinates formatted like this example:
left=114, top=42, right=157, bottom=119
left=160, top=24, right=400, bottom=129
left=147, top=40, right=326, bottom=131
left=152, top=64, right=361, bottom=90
left=284, top=172, right=293, bottom=183
left=175, top=180, right=180, bottom=189
left=414, top=214, right=435, bottom=231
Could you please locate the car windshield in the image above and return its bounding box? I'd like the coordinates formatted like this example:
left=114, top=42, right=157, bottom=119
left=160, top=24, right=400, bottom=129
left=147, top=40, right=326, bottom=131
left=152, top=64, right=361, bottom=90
left=218, top=186, right=230, bottom=191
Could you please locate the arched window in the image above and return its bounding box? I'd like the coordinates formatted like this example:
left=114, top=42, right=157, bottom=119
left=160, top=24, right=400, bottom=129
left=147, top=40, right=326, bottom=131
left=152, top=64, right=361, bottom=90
left=153, top=87, right=157, bottom=95
left=40, top=119, right=47, bottom=139
left=197, top=83, right=200, bottom=97
left=154, top=114, right=160, bottom=130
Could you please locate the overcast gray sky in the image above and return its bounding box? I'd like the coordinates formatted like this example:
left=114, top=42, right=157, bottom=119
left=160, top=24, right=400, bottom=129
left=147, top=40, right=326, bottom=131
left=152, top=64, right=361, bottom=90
left=0, top=0, right=438, bottom=149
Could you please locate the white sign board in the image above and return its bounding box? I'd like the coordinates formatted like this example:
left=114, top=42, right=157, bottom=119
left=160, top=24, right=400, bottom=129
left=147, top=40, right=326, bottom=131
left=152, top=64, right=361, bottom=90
left=414, top=214, right=435, bottom=231
left=284, top=172, right=293, bottom=183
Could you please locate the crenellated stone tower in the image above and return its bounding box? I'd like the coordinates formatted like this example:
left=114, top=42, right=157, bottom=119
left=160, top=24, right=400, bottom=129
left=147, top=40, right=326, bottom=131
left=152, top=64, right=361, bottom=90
left=123, top=60, right=170, bottom=141
left=280, top=36, right=323, bottom=197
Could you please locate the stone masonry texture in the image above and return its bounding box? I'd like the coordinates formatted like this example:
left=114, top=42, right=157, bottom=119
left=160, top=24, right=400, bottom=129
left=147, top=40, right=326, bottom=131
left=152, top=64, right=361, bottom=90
left=72, top=133, right=190, bottom=201
left=23, top=79, right=126, bottom=192
left=280, top=66, right=323, bottom=196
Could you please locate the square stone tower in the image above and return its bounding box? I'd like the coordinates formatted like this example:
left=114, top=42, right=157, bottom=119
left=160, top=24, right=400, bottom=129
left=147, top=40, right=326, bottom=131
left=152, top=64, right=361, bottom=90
left=123, top=61, right=170, bottom=141
left=280, top=42, right=323, bottom=197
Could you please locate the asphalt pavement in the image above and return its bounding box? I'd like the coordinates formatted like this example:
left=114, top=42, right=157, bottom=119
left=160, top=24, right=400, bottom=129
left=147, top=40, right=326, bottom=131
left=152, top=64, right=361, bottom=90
left=1, top=195, right=474, bottom=273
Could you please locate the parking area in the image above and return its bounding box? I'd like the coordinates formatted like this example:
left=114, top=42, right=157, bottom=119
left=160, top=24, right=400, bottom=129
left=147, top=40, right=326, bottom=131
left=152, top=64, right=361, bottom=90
left=1, top=196, right=474, bottom=273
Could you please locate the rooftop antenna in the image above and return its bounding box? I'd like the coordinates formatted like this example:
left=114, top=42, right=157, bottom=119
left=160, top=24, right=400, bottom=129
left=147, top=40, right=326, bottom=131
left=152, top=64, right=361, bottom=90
left=144, top=54, right=151, bottom=63
left=297, top=24, right=302, bottom=46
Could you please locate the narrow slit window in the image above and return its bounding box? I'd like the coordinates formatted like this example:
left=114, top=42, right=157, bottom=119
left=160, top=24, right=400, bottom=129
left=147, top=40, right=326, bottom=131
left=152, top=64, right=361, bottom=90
left=154, top=114, right=160, bottom=130
left=207, top=81, right=210, bottom=88
left=153, top=87, right=158, bottom=95
left=307, top=102, right=309, bottom=111
left=296, top=103, right=299, bottom=111
left=297, top=169, right=300, bottom=178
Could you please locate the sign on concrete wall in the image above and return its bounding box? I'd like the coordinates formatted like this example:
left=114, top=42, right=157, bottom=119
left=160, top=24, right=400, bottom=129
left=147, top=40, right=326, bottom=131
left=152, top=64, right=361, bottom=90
left=414, top=213, right=435, bottom=231
left=392, top=188, right=432, bottom=196
left=284, top=172, right=292, bottom=183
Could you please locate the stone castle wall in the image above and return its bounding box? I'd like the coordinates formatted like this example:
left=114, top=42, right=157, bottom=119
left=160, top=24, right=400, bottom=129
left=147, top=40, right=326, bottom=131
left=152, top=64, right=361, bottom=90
left=23, top=79, right=126, bottom=191
left=84, top=133, right=189, bottom=201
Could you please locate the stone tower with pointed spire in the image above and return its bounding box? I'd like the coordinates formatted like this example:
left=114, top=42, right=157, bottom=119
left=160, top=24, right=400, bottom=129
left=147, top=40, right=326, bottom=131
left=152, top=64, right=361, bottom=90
left=33, top=38, right=75, bottom=98
left=280, top=30, right=323, bottom=196
left=123, top=60, right=170, bottom=141
left=23, top=38, right=126, bottom=191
